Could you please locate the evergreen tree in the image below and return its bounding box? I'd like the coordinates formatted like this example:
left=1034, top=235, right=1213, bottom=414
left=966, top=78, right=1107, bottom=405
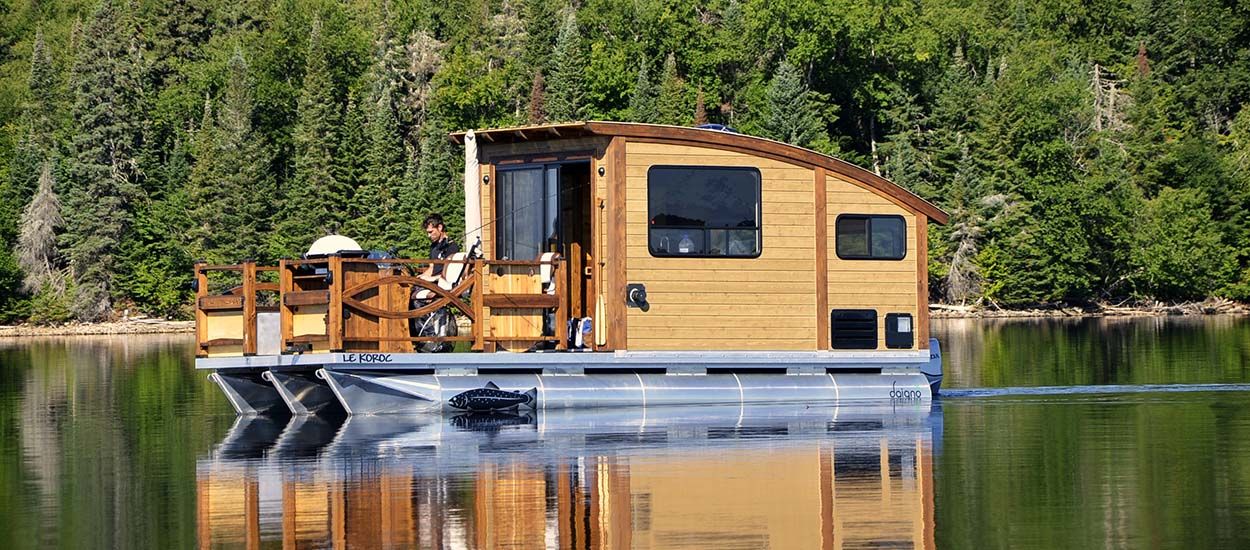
left=760, top=62, right=825, bottom=148
left=346, top=78, right=408, bottom=250
left=656, top=53, right=688, bottom=126
left=628, top=57, right=658, bottom=123
left=546, top=11, right=586, bottom=122
left=272, top=18, right=345, bottom=258
left=693, top=88, right=707, bottom=126
left=150, top=0, right=212, bottom=84
left=528, top=70, right=546, bottom=124
left=217, top=48, right=271, bottom=262
left=187, top=98, right=225, bottom=263
left=17, top=162, right=63, bottom=293
left=63, top=0, right=148, bottom=320
left=3, top=28, right=60, bottom=246
left=414, top=122, right=464, bottom=248
left=336, top=96, right=368, bottom=204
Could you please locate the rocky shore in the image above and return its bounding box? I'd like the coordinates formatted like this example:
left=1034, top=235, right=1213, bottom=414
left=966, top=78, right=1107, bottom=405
left=930, top=298, right=1250, bottom=318
left=0, top=318, right=194, bottom=337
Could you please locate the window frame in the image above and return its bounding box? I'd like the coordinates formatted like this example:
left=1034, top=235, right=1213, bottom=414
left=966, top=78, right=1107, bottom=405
left=834, top=214, right=908, bottom=261
left=646, top=165, right=764, bottom=259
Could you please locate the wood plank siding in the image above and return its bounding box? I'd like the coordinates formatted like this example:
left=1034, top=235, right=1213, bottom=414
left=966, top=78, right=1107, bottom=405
left=624, top=141, right=818, bottom=350
left=459, top=122, right=945, bottom=353
left=826, top=174, right=920, bottom=350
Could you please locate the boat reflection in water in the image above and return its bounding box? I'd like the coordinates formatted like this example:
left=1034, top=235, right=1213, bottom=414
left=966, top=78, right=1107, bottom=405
left=197, top=404, right=938, bottom=549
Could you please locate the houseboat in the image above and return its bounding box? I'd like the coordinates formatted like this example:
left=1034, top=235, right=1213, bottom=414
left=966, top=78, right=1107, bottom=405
left=194, top=122, right=948, bottom=415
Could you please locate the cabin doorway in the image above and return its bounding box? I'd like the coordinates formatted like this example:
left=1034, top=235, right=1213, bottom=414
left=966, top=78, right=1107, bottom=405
left=495, top=161, right=595, bottom=330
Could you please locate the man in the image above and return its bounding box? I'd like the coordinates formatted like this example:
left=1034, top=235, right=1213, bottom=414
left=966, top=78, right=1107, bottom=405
left=412, top=213, right=460, bottom=352
left=419, top=213, right=459, bottom=282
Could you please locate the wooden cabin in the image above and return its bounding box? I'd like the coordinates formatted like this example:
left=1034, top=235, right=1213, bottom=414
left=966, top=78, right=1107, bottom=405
left=194, top=122, right=947, bottom=357
left=453, top=122, right=947, bottom=353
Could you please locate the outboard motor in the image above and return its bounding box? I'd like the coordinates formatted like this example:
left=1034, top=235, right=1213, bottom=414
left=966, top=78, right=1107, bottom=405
left=922, top=338, right=943, bottom=395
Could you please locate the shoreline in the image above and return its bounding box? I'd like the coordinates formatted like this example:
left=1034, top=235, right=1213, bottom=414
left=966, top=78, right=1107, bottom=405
left=0, top=319, right=194, bottom=338
left=2, top=299, right=1246, bottom=337
left=930, top=298, right=1249, bottom=319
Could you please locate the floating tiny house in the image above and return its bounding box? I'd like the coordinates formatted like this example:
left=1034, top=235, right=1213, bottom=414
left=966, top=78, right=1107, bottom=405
left=195, top=122, right=948, bottom=415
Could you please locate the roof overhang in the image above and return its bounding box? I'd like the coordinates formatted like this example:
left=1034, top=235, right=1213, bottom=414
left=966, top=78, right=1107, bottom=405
left=451, top=121, right=949, bottom=224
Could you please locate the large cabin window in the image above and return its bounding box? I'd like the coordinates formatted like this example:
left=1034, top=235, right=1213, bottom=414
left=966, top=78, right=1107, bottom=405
left=647, top=166, right=761, bottom=257
left=835, top=214, right=907, bottom=260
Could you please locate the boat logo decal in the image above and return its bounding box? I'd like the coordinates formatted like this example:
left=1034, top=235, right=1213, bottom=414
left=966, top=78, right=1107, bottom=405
left=889, top=381, right=924, bottom=401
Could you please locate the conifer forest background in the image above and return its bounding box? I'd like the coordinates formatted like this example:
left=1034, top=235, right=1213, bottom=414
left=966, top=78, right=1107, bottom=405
left=0, top=0, right=1247, bottom=322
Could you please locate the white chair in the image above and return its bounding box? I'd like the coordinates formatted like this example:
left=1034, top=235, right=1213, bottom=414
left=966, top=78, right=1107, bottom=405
left=538, top=252, right=560, bottom=295
left=414, top=252, right=469, bottom=301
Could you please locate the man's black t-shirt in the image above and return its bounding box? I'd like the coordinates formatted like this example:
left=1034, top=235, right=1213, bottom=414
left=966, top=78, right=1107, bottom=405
left=429, top=237, right=459, bottom=276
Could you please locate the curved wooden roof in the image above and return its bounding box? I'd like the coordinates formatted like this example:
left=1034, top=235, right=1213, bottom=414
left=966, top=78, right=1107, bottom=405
left=451, top=121, right=948, bottom=224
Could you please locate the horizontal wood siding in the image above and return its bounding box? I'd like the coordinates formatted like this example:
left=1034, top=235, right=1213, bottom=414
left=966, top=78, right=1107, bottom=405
left=625, top=142, right=816, bottom=350
left=826, top=174, right=920, bottom=350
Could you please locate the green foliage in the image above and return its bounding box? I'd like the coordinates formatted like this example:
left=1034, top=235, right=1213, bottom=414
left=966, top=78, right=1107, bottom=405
left=63, top=0, right=147, bottom=321
left=272, top=18, right=345, bottom=259
left=0, top=0, right=1247, bottom=323
left=655, top=53, right=688, bottom=126
left=0, top=247, right=27, bottom=323
left=545, top=11, right=585, bottom=122
left=628, top=56, right=658, bottom=123
left=26, top=281, right=72, bottom=324
left=1129, top=188, right=1237, bottom=300
left=758, top=61, right=826, bottom=149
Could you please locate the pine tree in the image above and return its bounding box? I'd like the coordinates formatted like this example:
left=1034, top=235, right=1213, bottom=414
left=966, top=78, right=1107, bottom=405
left=401, top=30, right=445, bottom=139
left=150, top=0, right=212, bottom=85
left=760, top=62, right=825, bottom=148
left=336, top=96, right=368, bottom=205
left=3, top=28, right=60, bottom=246
left=546, top=11, right=586, bottom=122
left=63, top=0, right=148, bottom=320
left=218, top=47, right=271, bottom=262
left=272, top=18, right=344, bottom=258
left=528, top=70, right=546, bottom=124
left=656, top=53, right=688, bottom=126
left=413, top=122, right=464, bottom=249
left=693, top=88, right=707, bottom=126
left=628, top=56, right=658, bottom=123
left=17, top=162, right=63, bottom=293
left=187, top=98, right=225, bottom=263
left=346, top=77, right=408, bottom=250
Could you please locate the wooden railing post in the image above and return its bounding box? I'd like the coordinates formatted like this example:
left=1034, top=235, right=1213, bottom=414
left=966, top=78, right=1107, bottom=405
left=194, top=262, right=208, bottom=357
left=328, top=255, right=344, bottom=352
left=278, top=260, right=293, bottom=352
left=472, top=259, right=485, bottom=351
left=242, top=261, right=257, bottom=356
left=555, top=259, right=568, bottom=350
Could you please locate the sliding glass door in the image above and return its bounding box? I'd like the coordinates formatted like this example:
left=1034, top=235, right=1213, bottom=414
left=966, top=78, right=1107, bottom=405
left=496, top=166, right=560, bottom=261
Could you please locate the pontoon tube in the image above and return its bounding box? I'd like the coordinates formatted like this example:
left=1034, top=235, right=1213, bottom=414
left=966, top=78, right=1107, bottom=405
left=318, top=370, right=932, bottom=415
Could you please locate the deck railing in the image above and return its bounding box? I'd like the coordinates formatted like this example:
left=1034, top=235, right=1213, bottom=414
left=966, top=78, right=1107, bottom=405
left=195, top=256, right=568, bottom=357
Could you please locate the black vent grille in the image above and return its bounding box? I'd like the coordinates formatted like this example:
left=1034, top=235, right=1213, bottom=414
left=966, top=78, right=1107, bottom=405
left=830, top=309, right=878, bottom=349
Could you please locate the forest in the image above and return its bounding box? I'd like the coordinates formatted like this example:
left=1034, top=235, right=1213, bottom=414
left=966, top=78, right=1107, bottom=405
left=0, top=0, right=1247, bottom=322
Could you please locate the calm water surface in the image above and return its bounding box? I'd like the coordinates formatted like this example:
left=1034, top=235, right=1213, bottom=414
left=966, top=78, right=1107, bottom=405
left=0, top=316, right=1248, bottom=548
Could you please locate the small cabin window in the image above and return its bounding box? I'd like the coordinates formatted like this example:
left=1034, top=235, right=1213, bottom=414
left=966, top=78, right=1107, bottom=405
left=836, top=215, right=906, bottom=260
left=648, top=166, right=761, bottom=257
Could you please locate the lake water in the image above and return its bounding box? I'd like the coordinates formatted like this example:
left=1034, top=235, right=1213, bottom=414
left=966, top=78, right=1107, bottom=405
left=0, top=316, right=1248, bottom=548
